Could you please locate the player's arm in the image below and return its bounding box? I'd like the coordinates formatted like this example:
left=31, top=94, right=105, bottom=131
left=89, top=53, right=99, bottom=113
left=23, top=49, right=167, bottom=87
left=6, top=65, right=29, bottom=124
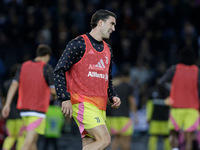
left=2, top=66, right=21, bottom=118
left=157, top=65, right=176, bottom=89
left=4, top=81, right=18, bottom=106
left=54, top=37, right=84, bottom=102
left=54, top=36, right=85, bottom=117
left=43, top=64, right=57, bottom=100
left=107, top=45, right=121, bottom=108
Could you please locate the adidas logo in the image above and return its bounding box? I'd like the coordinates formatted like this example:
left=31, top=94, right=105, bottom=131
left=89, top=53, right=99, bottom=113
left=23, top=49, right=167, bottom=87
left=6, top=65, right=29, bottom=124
left=88, top=49, right=94, bottom=54
left=95, top=59, right=105, bottom=68
left=88, top=59, right=106, bottom=71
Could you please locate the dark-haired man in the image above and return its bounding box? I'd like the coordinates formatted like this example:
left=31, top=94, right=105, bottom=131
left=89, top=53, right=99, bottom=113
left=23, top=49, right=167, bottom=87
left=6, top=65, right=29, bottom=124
left=54, top=9, right=121, bottom=150
left=2, top=44, right=57, bottom=150
left=158, top=47, right=200, bottom=150
left=2, top=63, right=25, bottom=150
left=107, top=69, right=138, bottom=150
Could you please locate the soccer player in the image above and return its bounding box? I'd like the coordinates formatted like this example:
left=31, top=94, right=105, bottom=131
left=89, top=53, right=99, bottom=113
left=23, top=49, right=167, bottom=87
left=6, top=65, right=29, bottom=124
left=2, top=44, right=57, bottom=150
left=2, top=64, right=25, bottom=150
left=54, top=9, right=121, bottom=150
left=158, top=47, right=200, bottom=150
left=107, top=69, right=138, bottom=150
left=146, top=84, right=171, bottom=150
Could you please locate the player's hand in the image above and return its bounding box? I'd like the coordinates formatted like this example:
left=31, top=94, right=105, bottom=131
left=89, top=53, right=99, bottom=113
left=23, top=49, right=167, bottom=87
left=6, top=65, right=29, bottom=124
left=2, top=105, right=10, bottom=118
left=164, top=97, right=172, bottom=106
left=61, top=100, right=73, bottom=118
left=111, top=96, right=121, bottom=109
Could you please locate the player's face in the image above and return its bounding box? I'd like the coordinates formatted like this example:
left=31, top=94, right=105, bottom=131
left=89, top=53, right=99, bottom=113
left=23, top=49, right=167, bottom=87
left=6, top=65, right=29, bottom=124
left=100, top=16, right=116, bottom=39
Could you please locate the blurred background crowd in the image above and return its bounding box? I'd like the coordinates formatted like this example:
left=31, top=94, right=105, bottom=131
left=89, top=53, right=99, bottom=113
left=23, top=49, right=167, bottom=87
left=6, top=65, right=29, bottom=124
left=0, top=0, right=200, bottom=149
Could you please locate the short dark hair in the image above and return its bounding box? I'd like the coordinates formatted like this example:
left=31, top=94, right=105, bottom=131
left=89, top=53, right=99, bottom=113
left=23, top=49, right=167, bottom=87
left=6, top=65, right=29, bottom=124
left=179, top=47, right=197, bottom=65
left=36, top=44, right=52, bottom=57
left=90, top=9, right=116, bottom=29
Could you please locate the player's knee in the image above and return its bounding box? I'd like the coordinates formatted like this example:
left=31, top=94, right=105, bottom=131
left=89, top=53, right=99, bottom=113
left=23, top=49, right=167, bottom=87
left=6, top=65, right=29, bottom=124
left=102, top=135, right=111, bottom=147
left=96, top=134, right=111, bottom=148
left=106, top=139, right=111, bottom=147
